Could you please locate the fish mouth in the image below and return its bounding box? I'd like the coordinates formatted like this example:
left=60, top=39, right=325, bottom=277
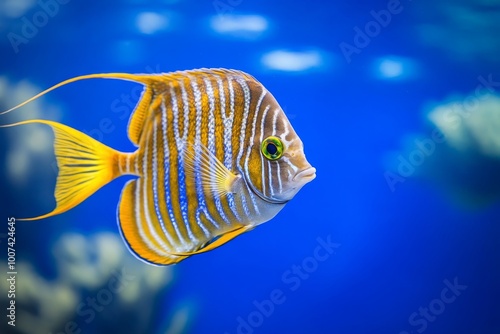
left=293, top=167, right=316, bottom=182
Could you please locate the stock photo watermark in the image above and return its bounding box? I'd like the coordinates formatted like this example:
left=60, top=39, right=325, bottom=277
left=7, top=0, right=72, bottom=54
left=82, top=64, right=161, bottom=142
left=399, top=277, right=467, bottom=334
left=50, top=267, right=135, bottom=334
left=385, top=73, right=500, bottom=192
left=339, top=0, right=408, bottom=64
left=224, top=235, right=340, bottom=334
left=385, top=129, right=446, bottom=192
left=5, top=217, right=17, bottom=327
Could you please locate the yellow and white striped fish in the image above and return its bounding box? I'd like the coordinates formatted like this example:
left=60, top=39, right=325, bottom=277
left=1, top=68, right=316, bottom=265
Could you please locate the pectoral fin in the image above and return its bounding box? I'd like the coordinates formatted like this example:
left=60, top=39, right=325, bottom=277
left=182, top=141, right=242, bottom=197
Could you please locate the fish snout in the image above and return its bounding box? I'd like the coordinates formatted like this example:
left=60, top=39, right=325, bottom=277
left=293, top=166, right=316, bottom=183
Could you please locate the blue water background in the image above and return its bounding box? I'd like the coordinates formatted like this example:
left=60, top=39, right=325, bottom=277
left=1, top=1, right=499, bottom=333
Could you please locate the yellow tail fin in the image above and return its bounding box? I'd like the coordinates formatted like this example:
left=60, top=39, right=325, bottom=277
left=3, top=120, right=126, bottom=220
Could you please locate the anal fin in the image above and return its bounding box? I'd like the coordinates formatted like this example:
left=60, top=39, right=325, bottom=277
left=117, top=180, right=186, bottom=266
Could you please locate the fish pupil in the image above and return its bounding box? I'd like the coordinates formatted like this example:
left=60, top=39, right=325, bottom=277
left=267, top=143, right=277, bottom=155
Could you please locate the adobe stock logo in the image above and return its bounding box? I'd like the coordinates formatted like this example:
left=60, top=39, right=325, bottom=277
left=7, top=0, right=71, bottom=54
left=81, top=64, right=162, bottom=143
left=213, top=0, right=243, bottom=19
left=339, top=0, right=407, bottom=64
left=50, top=267, right=135, bottom=334
left=384, top=130, right=446, bottom=192
left=399, top=277, right=467, bottom=334
left=384, top=73, right=500, bottom=192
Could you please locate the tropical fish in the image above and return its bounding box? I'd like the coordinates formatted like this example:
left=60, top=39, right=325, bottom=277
left=1, top=68, right=316, bottom=265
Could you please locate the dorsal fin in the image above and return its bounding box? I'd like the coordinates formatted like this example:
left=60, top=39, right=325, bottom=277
left=0, top=69, right=260, bottom=145
left=128, top=84, right=154, bottom=146
left=0, top=73, right=167, bottom=145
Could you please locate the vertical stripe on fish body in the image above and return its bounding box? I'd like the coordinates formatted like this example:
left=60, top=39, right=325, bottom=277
left=1, top=68, right=316, bottom=266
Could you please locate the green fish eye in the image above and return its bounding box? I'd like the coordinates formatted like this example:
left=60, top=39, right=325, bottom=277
left=261, top=136, right=284, bottom=160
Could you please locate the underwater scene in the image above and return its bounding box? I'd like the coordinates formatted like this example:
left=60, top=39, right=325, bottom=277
left=0, top=0, right=499, bottom=333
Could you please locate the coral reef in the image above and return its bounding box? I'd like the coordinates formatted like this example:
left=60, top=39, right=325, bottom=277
left=414, top=0, right=500, bottom=64
left=386, top=93, right=500, bottom=206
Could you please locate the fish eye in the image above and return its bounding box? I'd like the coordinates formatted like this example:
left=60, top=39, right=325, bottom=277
left=261, top=136, right=284, bottom=160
